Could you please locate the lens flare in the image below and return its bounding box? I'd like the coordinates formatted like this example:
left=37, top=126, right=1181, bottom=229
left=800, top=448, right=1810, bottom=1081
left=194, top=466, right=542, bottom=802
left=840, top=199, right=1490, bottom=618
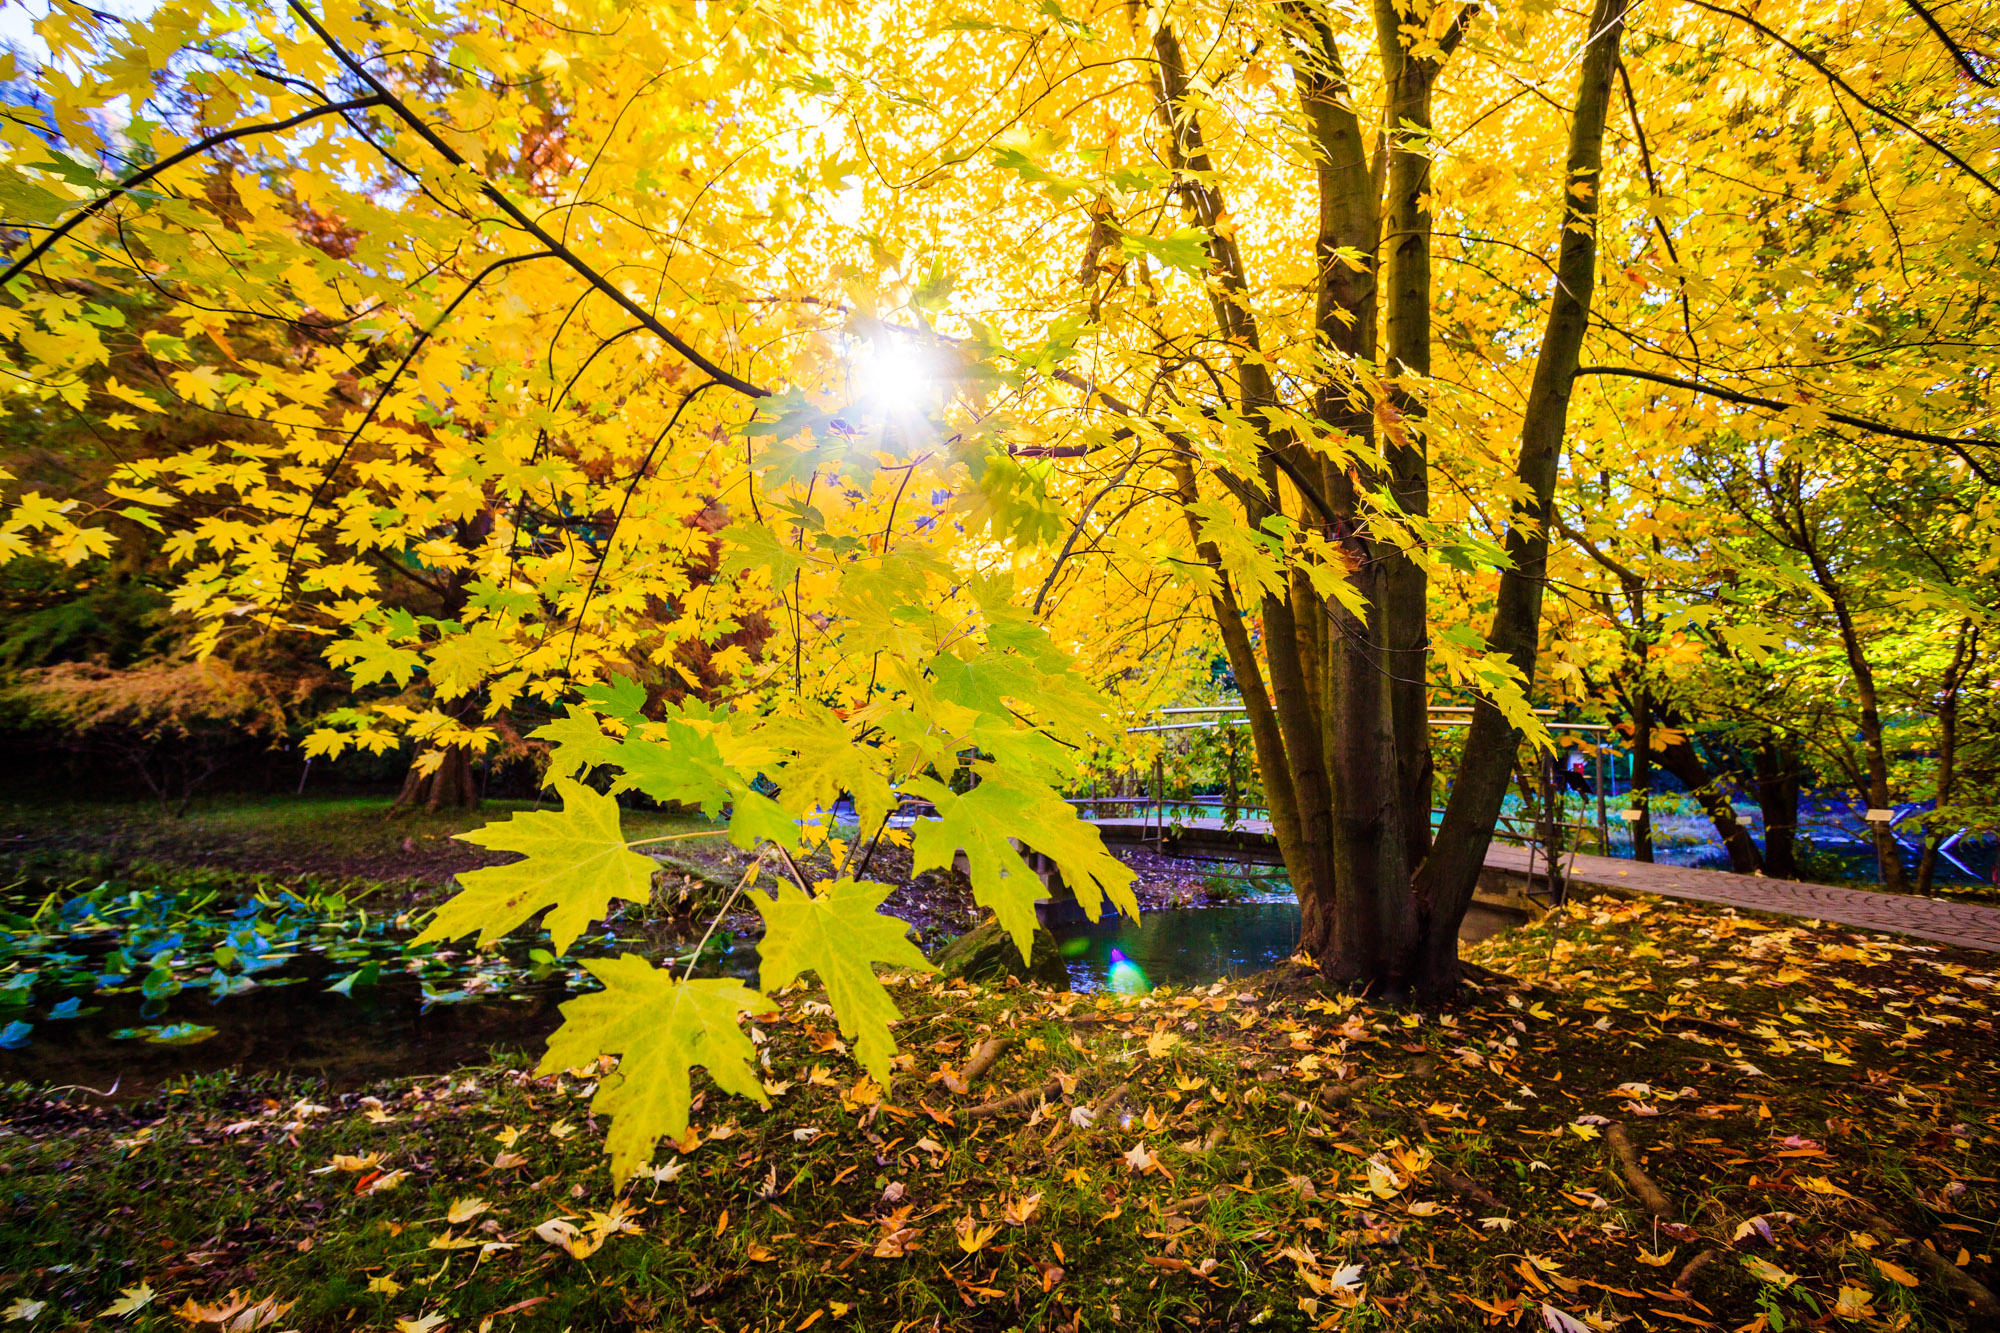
left=1107, top=947, right=1149, bottom=996
left=856, top=339, right=937, bottom=416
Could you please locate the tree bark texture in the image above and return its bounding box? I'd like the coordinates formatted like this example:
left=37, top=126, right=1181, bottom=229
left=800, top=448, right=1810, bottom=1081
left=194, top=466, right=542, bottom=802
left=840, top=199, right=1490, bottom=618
left=1145, top=0, right=1628, bottom=998
left=1406, top=0, right=1632, bottom=995
left=394, top=743, right=481, bottom=812
left=1751, top=739, right=1803, bottom=879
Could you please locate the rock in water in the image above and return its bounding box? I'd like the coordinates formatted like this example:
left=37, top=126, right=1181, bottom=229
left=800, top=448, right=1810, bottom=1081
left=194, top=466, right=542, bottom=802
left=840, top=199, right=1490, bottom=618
left=932, top=915, right=1070, bottom=988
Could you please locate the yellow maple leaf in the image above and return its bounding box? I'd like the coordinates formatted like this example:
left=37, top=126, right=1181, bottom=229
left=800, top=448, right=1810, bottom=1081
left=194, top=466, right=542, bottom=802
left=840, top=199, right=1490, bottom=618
left=446, top=1197, right=489, bottom=1224
left=537, top=958, right=773, bottom=1178
left=748, top=877, right=933, bottom=1082
left=417, top=779, right=659, bottom=954
left=1873, top=1257, right=1918, bottom=1288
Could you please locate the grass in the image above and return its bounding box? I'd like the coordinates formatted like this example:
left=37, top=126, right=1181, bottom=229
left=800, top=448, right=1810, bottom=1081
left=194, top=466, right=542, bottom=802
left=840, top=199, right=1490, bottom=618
left=1, top=892, right=1994, bottom=1332
left=0, top=794, right=725, bottom=901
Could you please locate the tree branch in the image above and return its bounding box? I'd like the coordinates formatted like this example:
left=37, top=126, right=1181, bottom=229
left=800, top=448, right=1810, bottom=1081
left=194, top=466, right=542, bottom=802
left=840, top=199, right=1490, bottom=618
left=1680, top=0, right=2000, bottom=197
left=284, top=0, right=770, bottom=397
left=0, top=95, right=387, bottom=291
left=1574, top=364, right=1998, bottom=482
left=1899, top=0, right=1996, bottom=87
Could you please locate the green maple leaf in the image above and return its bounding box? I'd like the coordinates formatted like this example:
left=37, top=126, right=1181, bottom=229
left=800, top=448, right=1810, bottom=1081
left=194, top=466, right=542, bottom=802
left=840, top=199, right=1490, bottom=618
left=719, top=522, right=806, bottom=586
left=425, top=620, right=516, bottom=700
left=761, top=708, right=896, bottom=833
left=926, top=649, right=1037, bottom=722
left=906, top=775, right=1138, bottom=961
left=325, top=626, right=422, bottom=688
left=417, top=778, right=657, bottom=954
left=604, top=725, right=799, bottom=850
left=530, top=706, right=623, bottom=781
left=606, top=723, right=736, bottom=810
left=1118, top=226, right=1211, bottom=273
left=749, top=878, right=931, bottom=1081
left=540, top=957, right=772, bottom=1179
left=579, top=675, right=649, bottom=727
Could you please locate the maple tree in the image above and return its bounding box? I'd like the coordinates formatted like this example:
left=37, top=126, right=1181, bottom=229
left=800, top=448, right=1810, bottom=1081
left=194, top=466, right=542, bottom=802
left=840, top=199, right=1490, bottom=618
left=0, top=0, right=1995, bottom=1173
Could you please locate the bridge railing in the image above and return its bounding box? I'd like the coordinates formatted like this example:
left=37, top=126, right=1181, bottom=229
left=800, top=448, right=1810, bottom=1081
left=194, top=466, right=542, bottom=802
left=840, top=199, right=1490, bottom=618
left=1065, top=795, right=1607, bottom=906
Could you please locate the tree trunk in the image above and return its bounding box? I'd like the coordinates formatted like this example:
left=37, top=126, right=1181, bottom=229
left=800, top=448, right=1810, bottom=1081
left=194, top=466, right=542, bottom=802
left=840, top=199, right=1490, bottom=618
left=1915, top=621, right=1976, bottom=897
left=393, top=743, right=480, bottom=813
left=1158, top=0, right=1629, bottom=998
left=1751, top=739, right=1803, bottom=879
left=1409, top=0, right=1631, bottom=997
left=1371, top=0, right=1457, bottom=880
left=1654, top=736, right=1761, bottom=874
left=1913, top=700, right=1954, bottom=897
left=1782, top=473, right=1911, bottom=891
left=1630, top=680, right=1655, bottom=862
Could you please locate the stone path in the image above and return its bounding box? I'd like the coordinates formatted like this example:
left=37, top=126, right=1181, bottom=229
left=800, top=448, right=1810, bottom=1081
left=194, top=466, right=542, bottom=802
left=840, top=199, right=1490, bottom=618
left=1487, top=845, right=2000, bottom=953
left=1088, top=814, right=2000, bottom=953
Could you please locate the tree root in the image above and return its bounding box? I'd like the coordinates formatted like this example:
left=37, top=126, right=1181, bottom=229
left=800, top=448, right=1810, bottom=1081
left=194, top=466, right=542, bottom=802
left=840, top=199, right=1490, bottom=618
left=962, top=1078, right=1061, bottom=1122
left=1163, top=1186, right=1230, bottom=1217
left=1457, top=962, right=1519, bottom=990
left=1293, top=1095, right=1343, bottom=1129
left=1673, top=1249, right=1718, bottom=1293
left=1435, top=1167, right=1509, bottom=1213
left=1043, top=1081, right=1127, bottom=1154
left=1319, top=1074, right=1377, bottom=1106
left=1859, top=1209, right=2000, bottom=1325
left=1606, top=1123, right=1673, bottom=1220
left=1305, top=1082, right=1508, bottom=1215
left=959, top=1037, right=1013, bottom=1088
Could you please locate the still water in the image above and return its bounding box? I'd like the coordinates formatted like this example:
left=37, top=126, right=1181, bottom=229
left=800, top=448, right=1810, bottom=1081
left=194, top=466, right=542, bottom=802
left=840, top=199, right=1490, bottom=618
left=0, top=892, right=1517, bottom=1093
left=1048, top=900, right=1518, bottom=994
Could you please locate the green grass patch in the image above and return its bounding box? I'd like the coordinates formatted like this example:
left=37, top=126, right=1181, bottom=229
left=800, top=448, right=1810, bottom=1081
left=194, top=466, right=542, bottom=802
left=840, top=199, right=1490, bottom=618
left=0, top=795, right=726, bottom=901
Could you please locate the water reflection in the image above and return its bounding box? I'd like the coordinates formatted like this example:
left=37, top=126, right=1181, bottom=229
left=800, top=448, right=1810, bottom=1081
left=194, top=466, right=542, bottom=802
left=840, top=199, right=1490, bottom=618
left=1052, top=901, right=1517, bottom=992
left=0, top=895, right=1517, bottom=1093
left=0, top=958, right=574, bottom=1096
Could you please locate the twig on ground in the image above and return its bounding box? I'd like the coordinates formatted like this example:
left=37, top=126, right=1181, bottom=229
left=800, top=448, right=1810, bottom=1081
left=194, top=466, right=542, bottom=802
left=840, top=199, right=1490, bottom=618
left=1435, top=1167, right=1510, bottom=1214
left=1318, top=1074, right=1377, bottom=1106
left=1674, top=1249, right=1718, bottom=1292
left=1606, top=1123, right=1673, bottom=1220
left=1858, top=1209, right=2000, bottom=1324
left=1045, top=1081, right=1129, bottom=1154
left=960, top=1037, right=1013, bottom=1088
left=962, top=1078, right=1062, bottom=1122
left=1163, top=1186, right=1230, bottom=1217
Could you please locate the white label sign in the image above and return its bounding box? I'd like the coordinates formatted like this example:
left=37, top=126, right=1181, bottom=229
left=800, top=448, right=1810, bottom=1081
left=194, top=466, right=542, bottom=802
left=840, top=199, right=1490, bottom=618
left=1619, top=809, right=1644, bottom=822
left=1863, top=808, right=1895, bottom=823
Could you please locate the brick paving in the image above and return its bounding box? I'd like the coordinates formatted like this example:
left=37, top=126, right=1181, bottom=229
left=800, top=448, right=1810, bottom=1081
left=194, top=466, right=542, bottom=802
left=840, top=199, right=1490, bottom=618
left=1486, top=843, right=2000, bottom=953
left=1091, top=815, right=2000, bottom=953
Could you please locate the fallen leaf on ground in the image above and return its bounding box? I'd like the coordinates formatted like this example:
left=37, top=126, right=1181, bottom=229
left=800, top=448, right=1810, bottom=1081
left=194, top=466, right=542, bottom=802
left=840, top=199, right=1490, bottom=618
left=99, top=1284, right=155, bottom=1317
left=1873, top=1257, right=1918, bottom=1288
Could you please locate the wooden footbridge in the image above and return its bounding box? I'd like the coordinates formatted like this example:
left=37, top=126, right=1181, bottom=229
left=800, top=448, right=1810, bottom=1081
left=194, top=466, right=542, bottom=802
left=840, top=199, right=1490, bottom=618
left=1072, top=806, right=2000, bottom=954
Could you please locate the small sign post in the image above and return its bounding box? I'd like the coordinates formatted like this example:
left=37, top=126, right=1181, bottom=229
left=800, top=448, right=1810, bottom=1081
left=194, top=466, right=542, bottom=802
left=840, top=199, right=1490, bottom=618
left=1863, top=808, right=1895, bottom=884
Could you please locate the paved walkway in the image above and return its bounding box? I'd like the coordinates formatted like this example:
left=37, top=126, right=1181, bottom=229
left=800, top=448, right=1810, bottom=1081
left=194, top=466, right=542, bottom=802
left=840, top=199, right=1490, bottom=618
left=1491, top=844, right=2000, bottom=954
left=1089, top=815, right=2000, bottom=954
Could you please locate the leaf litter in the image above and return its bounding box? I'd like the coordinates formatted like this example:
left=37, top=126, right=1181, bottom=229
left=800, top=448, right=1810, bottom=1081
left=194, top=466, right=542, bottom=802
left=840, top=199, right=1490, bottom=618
left=0, top=891, right=1992, bottom=1331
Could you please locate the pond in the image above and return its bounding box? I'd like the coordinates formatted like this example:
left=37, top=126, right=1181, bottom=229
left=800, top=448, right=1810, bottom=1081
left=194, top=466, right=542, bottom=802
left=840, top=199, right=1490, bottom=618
left=1048, top=899, right=1519, bottom=994
left=0, top=876, right=665, bottom=1096
left=0, top=877, right=1518, bottom=1094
